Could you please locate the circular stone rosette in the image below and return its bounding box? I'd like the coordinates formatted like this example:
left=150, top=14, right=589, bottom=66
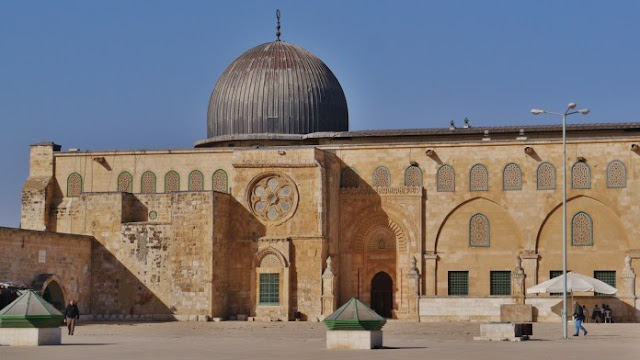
left=248, top=173, right=299, bottom=224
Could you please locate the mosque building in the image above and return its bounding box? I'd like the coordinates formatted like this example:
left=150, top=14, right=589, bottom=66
left=2, top=14, right=639, bottom=322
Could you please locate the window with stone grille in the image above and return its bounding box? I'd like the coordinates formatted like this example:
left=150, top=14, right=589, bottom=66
left=259, top=273, right=280, bottom=305
left=165, top=171, right=180, bottom=192
left=607, top=160, right=626, bottom=188
left=537, top=162, right=556, bottom=190
left=188, top=170, right=204, bottom=191
left=502, top=163, right=522, bottom=190
left=469, top=213, right=490, bottom=247
left=141, top=171, right=156, bottom=193
left=404, top=165, right=423, bottom=187
left=571, top=162, right=591, bottom=189
left=448, top=271, right=469, bottom=296
left=67, top=173, right=82, bottom=197
left=372, top=166, right=391, bottom=187
left=594, top=271, right=616, bottom=296
left=437, top=164, right=455, bottom=192
left=212, top=169, right=228, bottom=193
left=572, top=211, right=593, bottom=246
left=469, top=164, right=488, bottom=191
left=117, top=172, right=133, bottom=193
left=341, top=167, right=360, bottom=188
left=490, top=271, right=511, bottom=296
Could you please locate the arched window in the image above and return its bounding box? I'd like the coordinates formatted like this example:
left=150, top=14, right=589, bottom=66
left=571, top=162, right=591, bottom=189
left=341, top=167, right=360, bottom=188
left=404, top=165, right=423, bottom=187
left=572, top=211, right=593, bottom=246
left=372, top=166, right=391, bottom=187
left=212, top=169, right=228, bottom=193
left=165, top=171, right=180, bottom=192
left=607, top=160, right=626, bottom=188
left=188, top=170, right=204, bottom=191
left=67, top=173, right=82, bottom=197
left=140, top=171, right=156, bottom=193
left=437, top=164, right=455, bottom=192
left=502, top=163, right=522, bottom=190
left=469, top=213, right=490, bottom=247
left=537, top=162, right=556, bottom=190
left=117, top=172, right=133, bottom=193
left=469, top=164, right=488, bottom=191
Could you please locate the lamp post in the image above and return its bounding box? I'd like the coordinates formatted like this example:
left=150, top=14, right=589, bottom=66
left=531, top=103, right=589, bottom=339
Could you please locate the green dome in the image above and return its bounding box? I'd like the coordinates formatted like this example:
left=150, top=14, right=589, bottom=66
left=0, top=290, right=64, bottom=328
left=323, top=298, right=387, bottom=331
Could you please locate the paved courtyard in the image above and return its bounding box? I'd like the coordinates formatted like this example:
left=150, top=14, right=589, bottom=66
left=1, top=321, right=638, bottom=360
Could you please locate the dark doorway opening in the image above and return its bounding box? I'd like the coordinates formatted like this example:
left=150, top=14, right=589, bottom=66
left=42, top=281, right=65, bottom=312
left=370, top=271, right=393, bottom=318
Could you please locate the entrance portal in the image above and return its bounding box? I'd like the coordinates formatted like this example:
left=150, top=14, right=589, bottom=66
left=370, top=271, right=393, bottom=318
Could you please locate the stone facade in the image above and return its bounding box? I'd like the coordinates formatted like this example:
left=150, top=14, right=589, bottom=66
left=3, top=127, right=639, bottom=322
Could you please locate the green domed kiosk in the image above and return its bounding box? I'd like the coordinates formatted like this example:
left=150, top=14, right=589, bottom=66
left=323, top=298, right=386, bottom=349
left=0, top=290, right=63, bottom=345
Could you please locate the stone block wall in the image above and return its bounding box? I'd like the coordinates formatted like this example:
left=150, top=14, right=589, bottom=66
left=0, top=227, right=92, bottom=313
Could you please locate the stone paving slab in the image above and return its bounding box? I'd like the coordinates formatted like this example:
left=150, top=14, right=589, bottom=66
left=0, top=321, right=638, bottom=360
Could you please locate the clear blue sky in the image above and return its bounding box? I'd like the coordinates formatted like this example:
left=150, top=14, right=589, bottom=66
left=1, top=1, right=639, bottom=227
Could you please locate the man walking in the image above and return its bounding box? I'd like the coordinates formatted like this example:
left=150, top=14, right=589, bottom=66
left=64, top=300, right=80, bottom=335
left=572, top=301, right=587, bottom=336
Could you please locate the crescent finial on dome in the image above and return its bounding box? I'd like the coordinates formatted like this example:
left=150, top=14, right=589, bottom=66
left=276, top=9, right=281, bottom=41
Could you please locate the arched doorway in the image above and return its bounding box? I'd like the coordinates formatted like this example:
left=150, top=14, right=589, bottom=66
left=370, top=271, right=393, bottom=318
left=42, top=281, right=65, bottom=312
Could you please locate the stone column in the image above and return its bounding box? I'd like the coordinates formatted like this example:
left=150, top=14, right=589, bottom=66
left=423, top=252, right=438, bottom=296
left=621, top=255, right=638, bottom=322
left=321, top=256, right=337, bottom=317
left=512, top=256, right=525, bottom=304
left=405, top=256, right=420, bottom=320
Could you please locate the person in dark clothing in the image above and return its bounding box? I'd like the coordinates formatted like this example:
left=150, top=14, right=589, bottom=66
left=573, top=301, right=587, bottom=336
left=64, top=300, right=80, bottom=335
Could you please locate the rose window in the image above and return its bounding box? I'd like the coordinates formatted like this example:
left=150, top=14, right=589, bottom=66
left=250, top=175, right=297, bottom=222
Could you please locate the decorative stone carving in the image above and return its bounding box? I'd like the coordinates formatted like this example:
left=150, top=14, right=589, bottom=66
left=322, top=256, right=337, bottom=316
left=622, top=255, right=636, bottom=297
left=512, top=256, right=525, bottom=304
left=340, top=186, right=422, bottom=196
left=248, top=173, right=299, bottom=224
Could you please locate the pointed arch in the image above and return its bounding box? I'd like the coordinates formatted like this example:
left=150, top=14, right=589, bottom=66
left=606, top=160, right=626, bottom=188
left=437, top=164, right=455, bottom=192
left=212, top=169, right=228, bottom=193
left=502, top=163, right=522, bottom=190
left=140, top=171, right=156, bottom=193
left=571, top=161, right=591, bottom=189
left=164, top=171, right=180, bottom=192
left=469, top=163, right=488, bottom=191
left=67, top=172, right=82, bottom=197
left=404, top=165, right=423, bottom=187
left=117, top=171, right=133, bottom=192
left=537, top=162, right=556, bottom=190
left=188, top=170, right=204, bottom=191
left=372, top=166, right=391, bottom=187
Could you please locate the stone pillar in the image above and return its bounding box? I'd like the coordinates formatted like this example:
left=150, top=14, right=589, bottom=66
left=511, top=256, right=525, bottom=304
left=21, top=142, right=60, bottom=231
left=519, top=253, right=539, bottom=291
left=621, top=255, right=638, bottom=322
left=405, top=256, right=420, bottom=320
left=423, top=252, right=438, bottom=296
left=322, top=256, right=337, bottom=317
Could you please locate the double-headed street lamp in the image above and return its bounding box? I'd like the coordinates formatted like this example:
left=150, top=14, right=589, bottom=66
left=531, top=103, right=589, bottom=339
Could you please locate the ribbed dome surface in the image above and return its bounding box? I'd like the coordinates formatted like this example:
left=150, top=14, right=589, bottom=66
left=207, top=41, right=348, bottom=138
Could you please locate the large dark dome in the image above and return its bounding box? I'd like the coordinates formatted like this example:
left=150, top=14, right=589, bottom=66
left=207, top=41, right=348, bottom=138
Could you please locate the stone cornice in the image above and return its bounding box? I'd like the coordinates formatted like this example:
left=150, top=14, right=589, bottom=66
left=340, top=186, right=422, bottom=196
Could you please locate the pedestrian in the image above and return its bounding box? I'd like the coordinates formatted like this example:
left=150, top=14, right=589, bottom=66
left=64, top=300, right=80, bottom=335
left=582, top=305, right=589, bottom=323
left=573, top=301, right=587, bottom=336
